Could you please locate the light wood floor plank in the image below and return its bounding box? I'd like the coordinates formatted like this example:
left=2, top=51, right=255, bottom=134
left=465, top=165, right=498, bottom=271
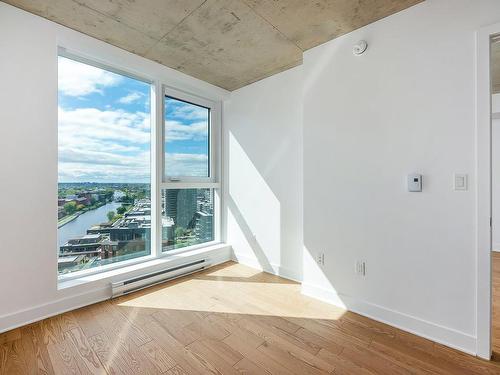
left=224, top=331, right=296, bottom=375
left=233, top=357, right=270, bottom=374
left=338, top=344, right=413, bottom=375
left=196, top=337, right=243, bottom=366
left=1, top=260, right=500, bottom=374
left=72, top=305, right=104, bottom=339
left=187, top=340, right=240, bottom=375
left=0, top=340, right=28, bottom=375
left=317, top=348, right=375, bottom=375
left=88, top=332, right=135, bottom=375
left=257, top=339, right=334, bottom=375
left=140, top=339, right=177, bottom=373
left=47, top=338, right=84, bottom=375
left=140, top=319, right=211, bottom=375
left=0, top=329, right=20, bottom=346
left=165, top=364, right=190, bottom=375
left=64, top=328, right=106, bottom=374
left=24, top=324, right=56, bottom=374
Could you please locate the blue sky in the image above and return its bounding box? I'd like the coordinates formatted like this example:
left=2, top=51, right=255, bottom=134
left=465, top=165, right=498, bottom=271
left=58, top=56, right=208, bottom=183
left=164, top=96, right=209, bottom=177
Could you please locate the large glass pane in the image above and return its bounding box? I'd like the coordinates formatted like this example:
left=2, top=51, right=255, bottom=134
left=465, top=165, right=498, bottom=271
left=58, top=55, right=151, bottom=275
left=164, top=96, right=210, bottom=178
left=161, top=188, right=214, bottom=251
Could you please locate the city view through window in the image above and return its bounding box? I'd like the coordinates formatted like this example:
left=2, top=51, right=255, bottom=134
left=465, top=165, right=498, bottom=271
left=58, top=56, right=214, bottom=275
left=162, top=95, right=214, bottom=251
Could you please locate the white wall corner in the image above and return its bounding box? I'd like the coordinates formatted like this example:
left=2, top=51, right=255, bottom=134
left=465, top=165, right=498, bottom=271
left=231, top=252, right=302, bottom=283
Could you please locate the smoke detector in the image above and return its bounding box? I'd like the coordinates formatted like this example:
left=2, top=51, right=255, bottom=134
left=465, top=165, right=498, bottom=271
left=353, top=40, right=368, bottom=56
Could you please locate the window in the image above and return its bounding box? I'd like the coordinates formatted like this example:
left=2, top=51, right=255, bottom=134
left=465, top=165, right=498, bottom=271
left=162, top=89, right=220, bottom=252
left=57, top=54, right=152, bottom=275
left=164, top=96, right=210, bottom=179
left=57, top=52, right=221, bottom=278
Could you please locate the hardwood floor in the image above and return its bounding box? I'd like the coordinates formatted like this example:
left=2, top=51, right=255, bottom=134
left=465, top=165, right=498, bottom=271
left=1, top=260, right=500, bottom=374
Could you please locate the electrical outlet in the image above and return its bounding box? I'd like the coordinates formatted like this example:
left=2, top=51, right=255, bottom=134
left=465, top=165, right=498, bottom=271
left=317, top=252, right=325, bottom=266
left=355, top=260, right=366, bottom=276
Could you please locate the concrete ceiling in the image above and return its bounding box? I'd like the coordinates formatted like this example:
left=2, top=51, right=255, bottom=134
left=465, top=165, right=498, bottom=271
left=3, top=0, right=422, bottom=90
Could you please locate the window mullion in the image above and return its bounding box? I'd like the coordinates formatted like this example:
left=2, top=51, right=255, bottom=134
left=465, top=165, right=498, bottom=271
left=160, top=182, right=220, bottom=190
left=153, top=80, right=163, bottom=258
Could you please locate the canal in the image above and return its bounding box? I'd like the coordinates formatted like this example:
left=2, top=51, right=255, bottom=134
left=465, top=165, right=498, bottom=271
left=57, top=201, right=122, bottom=248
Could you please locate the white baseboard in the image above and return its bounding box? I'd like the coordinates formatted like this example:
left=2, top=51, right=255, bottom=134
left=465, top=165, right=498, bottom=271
left=301, top=282, right=476, bottom=356
left=231, top=252, right=302, bottom=283
left=0, top=286, right=110, bottom=335
left=0, top=245, right=232, bottom=334
left=492, top=244, right=500, bottom=252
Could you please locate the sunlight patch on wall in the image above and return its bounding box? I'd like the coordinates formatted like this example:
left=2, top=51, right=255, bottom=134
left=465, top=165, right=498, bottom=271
left=227, top=132, right=281, bottom=268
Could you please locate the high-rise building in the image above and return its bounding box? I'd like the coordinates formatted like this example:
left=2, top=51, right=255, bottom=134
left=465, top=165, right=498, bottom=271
left=195, top=211, right=213, bottom=242
left=164, top=189, right=198, bottom=229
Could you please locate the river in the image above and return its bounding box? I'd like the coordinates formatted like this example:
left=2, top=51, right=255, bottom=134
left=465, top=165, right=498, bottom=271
left=58, top=201, right=121, bottom=248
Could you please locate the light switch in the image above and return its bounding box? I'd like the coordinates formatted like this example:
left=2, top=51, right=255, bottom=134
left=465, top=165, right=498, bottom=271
left=454, top=173, right=468, bottom=191
left=408, top=174, right=422, bottom=192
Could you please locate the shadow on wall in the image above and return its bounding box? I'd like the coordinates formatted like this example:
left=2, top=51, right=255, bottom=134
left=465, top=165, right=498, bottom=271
left=226, top=131, right=281, bottom=273
left=226, top=197, right=275, bottom=274
left=302, top=245, right=348, bottom=310
left=226, top=118, right=344, bottom=307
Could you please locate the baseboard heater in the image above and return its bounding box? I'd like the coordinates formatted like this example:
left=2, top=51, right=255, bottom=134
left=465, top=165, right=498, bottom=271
left=111, top=259, right=209, bottom=298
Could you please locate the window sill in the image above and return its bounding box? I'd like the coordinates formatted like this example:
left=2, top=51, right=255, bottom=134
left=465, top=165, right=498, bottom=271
left=58, top=242, right=231, bottom=290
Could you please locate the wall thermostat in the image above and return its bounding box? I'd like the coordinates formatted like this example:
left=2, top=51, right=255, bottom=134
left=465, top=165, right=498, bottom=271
left=408, top=174, right=422, bottom=192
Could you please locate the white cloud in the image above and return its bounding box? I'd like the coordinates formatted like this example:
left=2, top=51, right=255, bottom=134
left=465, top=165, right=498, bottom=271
left=58, top=148, right=148, bottom=167
left=58, top=57, right=121, bottom=97
left=59, top=107, right=150, bottom=144
left=166, top=97, right=208, bottom=121
left=165, top=120, right=208, bottom=142
left=170, top=104, right=208, bottom=121
left=59, top=162, right=150, bottom=183
left=118, top=91, right=143, bottom=104
left=165, top=153, right=208, bottom=177
left=57, top=104, right=208, bottom=181
left=167, top=153, right=208, bottom=162
left=58, top=106, right=151, bottom=182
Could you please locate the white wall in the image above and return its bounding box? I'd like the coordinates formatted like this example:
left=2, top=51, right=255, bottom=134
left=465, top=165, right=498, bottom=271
left=301, top=0, right=500, bottom=354
left=492, top=94, right=500, bottom=251
left=0, top=3, right=230, bottom=333
left=224, top=66, right=303, bottom=281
